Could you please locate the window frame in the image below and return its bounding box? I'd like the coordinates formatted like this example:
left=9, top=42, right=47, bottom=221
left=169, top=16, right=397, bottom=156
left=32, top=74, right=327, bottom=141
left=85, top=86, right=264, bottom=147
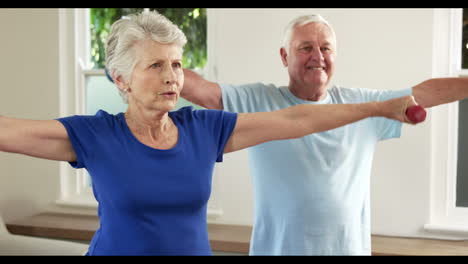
left=425, top=8, right=468, bottom=236
left=56, top=8, right=223, bottom=217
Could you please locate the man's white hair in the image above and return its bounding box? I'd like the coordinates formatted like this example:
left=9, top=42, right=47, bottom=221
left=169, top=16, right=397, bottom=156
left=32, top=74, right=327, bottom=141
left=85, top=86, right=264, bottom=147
left=282, top=14, right=336, bottom=53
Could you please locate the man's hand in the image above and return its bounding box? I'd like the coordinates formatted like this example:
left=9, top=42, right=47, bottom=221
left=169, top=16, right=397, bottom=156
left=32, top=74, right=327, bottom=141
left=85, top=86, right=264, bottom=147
left=381, top=95, right=426, bottom=124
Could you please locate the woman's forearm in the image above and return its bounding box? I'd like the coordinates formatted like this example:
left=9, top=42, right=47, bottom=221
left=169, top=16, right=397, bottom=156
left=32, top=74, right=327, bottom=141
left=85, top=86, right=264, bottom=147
left=277, top=102, right=380, bottom=139
left=278, top=95, right=414, bottom=140
left=224, top=95, right=417, bottom=153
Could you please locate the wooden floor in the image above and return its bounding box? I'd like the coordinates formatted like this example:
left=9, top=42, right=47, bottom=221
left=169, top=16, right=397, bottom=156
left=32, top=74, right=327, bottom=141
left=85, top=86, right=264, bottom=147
left=6, top=212, right=468, bottom=255
left=371, top=235, right=468, bottom=256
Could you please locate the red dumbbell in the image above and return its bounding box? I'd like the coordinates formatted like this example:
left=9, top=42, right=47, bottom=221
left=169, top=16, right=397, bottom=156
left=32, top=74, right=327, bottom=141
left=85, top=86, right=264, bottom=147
left=405, top=105, right=427, bottom=124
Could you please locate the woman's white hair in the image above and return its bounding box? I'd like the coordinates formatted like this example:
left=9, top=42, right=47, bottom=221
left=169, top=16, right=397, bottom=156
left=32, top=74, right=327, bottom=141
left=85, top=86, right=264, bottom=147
left=282, top=14, right=336, bottom=54
left=106, top=11, right=187, bottom=104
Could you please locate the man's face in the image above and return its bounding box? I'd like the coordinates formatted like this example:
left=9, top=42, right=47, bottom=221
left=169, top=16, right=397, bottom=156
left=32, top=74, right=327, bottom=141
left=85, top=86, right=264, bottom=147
left=282, top=22, right=336, bottom=97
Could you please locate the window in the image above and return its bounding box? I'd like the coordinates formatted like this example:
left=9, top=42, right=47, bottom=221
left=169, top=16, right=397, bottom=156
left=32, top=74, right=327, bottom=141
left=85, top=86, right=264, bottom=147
left=462, top=10, right=468, bottom=69
left=89, top=8, right=207, bottom=70
left=57, top=8, right=222, bottom=217
left=456, top=9, right=468, bottom=207
left=425, top=8, right=468, bottom=236
left=86, top=8, right=206, bottom=116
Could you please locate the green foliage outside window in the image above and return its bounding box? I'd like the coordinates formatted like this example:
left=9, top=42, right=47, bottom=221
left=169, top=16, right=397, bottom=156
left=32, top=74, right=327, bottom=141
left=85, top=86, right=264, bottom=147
left=90, top=8, right=207, bottom=70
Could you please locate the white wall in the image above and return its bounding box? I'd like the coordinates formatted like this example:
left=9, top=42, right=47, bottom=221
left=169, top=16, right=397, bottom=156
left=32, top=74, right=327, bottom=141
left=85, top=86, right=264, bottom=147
left=0, top=8, right=450, bottom=239
left=0, top=8, right=61, bottom=222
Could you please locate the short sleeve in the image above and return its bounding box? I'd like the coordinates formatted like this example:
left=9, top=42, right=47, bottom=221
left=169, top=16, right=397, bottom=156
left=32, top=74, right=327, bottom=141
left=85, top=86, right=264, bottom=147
left=220, top=83, right=277, bottom=113
left=364, top=88, right=413, bottom=140
left=192, top=109, right=237, bottom=162
left=56, top=111, right=111, bottom=168
left=56, top=116, right=90, bottom=168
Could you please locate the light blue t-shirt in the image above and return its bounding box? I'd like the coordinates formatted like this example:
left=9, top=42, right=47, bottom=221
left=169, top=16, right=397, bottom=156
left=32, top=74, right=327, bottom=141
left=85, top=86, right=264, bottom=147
left=221, top=83, right=412, bottom=255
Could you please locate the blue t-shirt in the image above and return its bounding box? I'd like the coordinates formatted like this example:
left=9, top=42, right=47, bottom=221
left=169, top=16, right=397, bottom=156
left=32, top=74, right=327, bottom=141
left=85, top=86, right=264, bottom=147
left=57, top=106, right=237, bottom=255
left=221, top=83, right=412, bottom=255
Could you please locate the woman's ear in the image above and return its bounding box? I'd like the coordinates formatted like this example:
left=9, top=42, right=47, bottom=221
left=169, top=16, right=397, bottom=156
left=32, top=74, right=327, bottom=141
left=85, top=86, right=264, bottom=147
left=113, top=71, right=128, bottom=92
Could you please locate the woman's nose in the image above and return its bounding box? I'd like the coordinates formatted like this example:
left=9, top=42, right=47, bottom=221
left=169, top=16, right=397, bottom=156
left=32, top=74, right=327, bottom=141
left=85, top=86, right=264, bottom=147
left=163, top=67, right=177, bottom=85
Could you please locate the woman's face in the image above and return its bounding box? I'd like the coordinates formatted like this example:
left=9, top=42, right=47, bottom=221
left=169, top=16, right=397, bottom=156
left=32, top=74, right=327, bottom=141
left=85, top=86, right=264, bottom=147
left=126, top=39, right=184, bottom=113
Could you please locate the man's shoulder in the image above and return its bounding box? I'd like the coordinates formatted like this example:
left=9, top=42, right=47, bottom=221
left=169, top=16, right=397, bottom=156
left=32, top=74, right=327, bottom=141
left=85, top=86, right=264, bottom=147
left=221, top=82, right=283, bottom=100
left=329, top=85, right=366, bottom=97
left=330, top=84, right=365, bottom=93
left=330, top=85, right=411, bottom=103
left=221, top=82, right=279, bottom=91
left=328, top=85, right=378, bottom=103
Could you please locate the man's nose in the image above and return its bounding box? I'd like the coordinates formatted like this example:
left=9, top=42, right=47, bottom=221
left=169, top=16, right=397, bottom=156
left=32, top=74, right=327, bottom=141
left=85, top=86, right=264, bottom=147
left=310, top=47, right=324, bottom=61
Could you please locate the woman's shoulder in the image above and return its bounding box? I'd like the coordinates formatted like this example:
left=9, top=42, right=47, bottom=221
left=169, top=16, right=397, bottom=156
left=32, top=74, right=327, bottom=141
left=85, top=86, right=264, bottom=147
left=172, top=106, right=219, bottom=119
left=59, top=109, right=124, bottom=130
left=171, top=106, right=236, bottom=124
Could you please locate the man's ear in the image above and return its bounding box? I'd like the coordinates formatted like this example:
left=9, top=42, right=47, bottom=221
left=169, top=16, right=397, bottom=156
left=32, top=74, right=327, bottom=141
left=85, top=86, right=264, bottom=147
left=280, top=47, right=288, bottom=67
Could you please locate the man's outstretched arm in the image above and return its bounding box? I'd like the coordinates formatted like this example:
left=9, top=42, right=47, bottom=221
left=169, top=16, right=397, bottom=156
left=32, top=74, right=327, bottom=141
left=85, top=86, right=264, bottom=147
left=413, top=77, right=468, bottom=108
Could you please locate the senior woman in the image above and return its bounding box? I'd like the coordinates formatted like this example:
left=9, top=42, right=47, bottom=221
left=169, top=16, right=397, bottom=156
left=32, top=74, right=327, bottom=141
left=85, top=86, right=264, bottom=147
left=0, top=11, right=422, bottom=255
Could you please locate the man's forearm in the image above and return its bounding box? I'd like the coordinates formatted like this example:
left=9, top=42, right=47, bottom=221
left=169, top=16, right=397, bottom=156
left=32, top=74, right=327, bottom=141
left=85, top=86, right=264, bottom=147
left=413, top=77, right=468, bottom=108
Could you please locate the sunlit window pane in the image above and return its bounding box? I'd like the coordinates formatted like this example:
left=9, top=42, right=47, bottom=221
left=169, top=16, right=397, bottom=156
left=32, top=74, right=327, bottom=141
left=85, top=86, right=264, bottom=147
left=86, top=75, right=126, bottom=115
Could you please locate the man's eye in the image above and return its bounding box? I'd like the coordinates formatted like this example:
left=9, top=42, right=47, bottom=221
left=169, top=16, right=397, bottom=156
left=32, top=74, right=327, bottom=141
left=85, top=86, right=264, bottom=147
left=300, top=46, right=312, bottom=52
left=173, top=62, right=182, bottom=68
left=151, top=63, right=162, bottom=68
